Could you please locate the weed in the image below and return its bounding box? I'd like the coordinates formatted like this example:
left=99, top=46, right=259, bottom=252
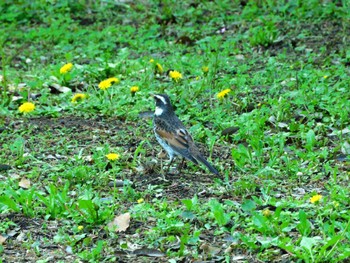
left=0, top=1, right=349, bottom=262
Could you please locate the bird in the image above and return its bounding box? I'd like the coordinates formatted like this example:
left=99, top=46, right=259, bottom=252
left=152, top=93, right=219, bottom=175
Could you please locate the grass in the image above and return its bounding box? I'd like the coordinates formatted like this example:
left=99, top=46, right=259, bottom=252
left=0, top=0, right=350, bottom=262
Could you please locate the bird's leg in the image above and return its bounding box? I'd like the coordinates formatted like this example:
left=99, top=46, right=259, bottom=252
left=166, top=157, right=174, bottom=174
left=177, top=158, right=185, bottom=174
left=157, top=157, right=173, bottom=182
left=159, top=149, right=165, bottom=170
left=168, top=158, right=184, bottom=188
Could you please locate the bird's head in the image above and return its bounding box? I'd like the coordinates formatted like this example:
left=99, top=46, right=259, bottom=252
left=152, top=94, right=173, bottom=116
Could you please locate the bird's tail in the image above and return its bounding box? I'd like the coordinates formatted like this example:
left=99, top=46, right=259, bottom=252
left=195, top=154, right=219, bottom=175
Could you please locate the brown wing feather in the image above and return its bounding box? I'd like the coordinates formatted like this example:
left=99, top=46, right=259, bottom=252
left=155, top=129, right=189, bottom=149
left=155, top=127, right=198, bottom=163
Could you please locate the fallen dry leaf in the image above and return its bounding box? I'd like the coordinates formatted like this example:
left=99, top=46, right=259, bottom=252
left=200, top=242, right=221, bottom=255
left=0, top=234, right=6, bottom=244
left=107, top=212, right=130, bottom=232
left=19, top=178, right=31, bottom=189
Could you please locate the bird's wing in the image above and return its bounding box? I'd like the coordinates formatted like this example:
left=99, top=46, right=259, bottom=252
left=155, top=123, right=198, bottom=163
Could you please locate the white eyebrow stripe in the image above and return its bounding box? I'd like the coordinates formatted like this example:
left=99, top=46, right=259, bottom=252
left=155, top=95, right=167, bottom=105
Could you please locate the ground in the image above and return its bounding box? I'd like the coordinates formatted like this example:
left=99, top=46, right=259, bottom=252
left=0, top=1, right=350, bottom=262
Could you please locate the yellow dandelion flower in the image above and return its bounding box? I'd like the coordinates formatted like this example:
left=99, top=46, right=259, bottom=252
left=98, top=77, right=120, bottom=90
left=149, top=59, right=155, bottom=63
left=19, top=102, right=35, bottom=113
left=169, top=70, right=182, bottom=82
left=310, top=194, right=322, bottom=204
left=71, top=93, right=87, bottom=103
left=130, top=86, right=139, bottom=93
left=262, top=208, right=272, bottom=217
left=323, top=75, right=328, bottom=79
left=77, top=225, right=84, bottom=231
left=107, top=77, right=119, bottom=84
left=137, top=198, right=144, bottom=204
left=60, top=63, right=73, bottom=74
left=106, top=153, right=120, bottom=161
left=217, top=89, right=231, bottom=99
left=156, top=63, right=163, bottom=74
left=98, top=80, right=112, bottom=90
left=202, top=66, right=209, bottom=73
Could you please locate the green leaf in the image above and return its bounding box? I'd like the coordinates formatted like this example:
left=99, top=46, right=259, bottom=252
left=181, top=210, right=195, bottom=220
left=300, top=236, right=320, bottom=251
left=78, top=199, right=98, bottom=222
left=0, top=196, right=20, bottom=212
left=241, top=199, right=256, bottom=213
left=182, top=199, right=193, bottom=210
left=252, top=213, right=268, bottom=232
left=316, top=235, right=342, bottom=260
left=297, top=210, right=312, bottom=236
left=339, top=249, right=350, bottom=261
left=305, top=129, right=316, bottom=150
left=209, top=199, right=229, bottom=226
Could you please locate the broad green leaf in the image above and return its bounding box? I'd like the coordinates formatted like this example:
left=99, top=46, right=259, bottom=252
left=0, top=196, right=20, bottom=212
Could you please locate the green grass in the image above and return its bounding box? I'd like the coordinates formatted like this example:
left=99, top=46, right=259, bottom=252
left=0, top=0, right=350, bottom=262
